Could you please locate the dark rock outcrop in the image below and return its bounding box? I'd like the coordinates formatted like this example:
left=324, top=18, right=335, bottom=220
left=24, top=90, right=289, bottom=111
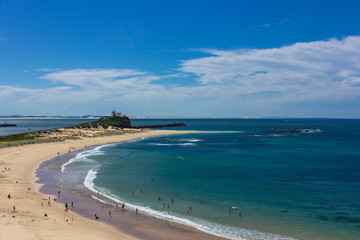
left=0, top=123, right=17, bottom=127
left=274, top=129, right=301, bottom=134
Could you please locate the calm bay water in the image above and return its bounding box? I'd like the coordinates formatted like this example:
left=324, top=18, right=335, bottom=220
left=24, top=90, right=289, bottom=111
left=59, top=118, right=360, bottom=240
left=0, top=118, right=95, bottom=136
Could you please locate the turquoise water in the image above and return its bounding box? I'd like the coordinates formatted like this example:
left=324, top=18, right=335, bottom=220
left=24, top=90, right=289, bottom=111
left=60, top=119, right=360, bottom=240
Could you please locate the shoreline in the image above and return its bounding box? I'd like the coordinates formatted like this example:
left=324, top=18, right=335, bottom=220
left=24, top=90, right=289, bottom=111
left=0, top=129, right=226, bottom=240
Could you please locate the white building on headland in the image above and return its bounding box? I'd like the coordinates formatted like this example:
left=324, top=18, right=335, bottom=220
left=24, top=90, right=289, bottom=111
left=111, top=109, right=126, bottom=117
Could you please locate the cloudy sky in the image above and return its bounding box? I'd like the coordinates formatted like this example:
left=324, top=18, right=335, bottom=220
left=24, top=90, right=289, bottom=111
left=1, top=0, right=360, bottom=117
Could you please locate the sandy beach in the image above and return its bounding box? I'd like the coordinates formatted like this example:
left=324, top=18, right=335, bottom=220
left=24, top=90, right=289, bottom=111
left=0, top=129, right=225, bottom=240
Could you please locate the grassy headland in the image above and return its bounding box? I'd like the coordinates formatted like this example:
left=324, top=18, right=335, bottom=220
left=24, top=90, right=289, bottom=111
left=0, top=116, right=137, bottom=148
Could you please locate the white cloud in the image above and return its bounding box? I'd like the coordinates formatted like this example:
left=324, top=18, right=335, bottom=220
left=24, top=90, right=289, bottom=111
left=1, top=69, right=169, bottom=106
left=179, top=36, right=360, bottom=102
left=1, top=36, right=360, bottom=117
left=40, top=69, right=148, bottom=87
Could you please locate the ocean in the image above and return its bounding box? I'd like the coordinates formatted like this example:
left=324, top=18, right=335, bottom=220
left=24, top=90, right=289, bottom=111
left=55, top=118, right=360, bottom=240
left=0, top=118, right=95, bottom=136
left=5, top=118, right=356, bottom=239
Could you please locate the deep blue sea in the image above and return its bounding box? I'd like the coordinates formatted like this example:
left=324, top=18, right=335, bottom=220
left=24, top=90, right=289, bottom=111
left=58, top=118, right=360, bottom=240
left=5, top=118, right=360, bottom=239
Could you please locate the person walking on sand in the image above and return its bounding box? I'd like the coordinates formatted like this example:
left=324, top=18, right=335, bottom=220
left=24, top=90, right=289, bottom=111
left=95, top=213, right=99, bottom=220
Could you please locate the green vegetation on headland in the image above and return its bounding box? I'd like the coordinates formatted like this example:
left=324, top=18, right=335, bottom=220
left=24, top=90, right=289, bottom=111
left=0, top=116, right=134, bottom=148
left=0, top=130, right=63, bottom=148
left=0, top=132, right=41, bottom=142
left=66, top=116, right=131, bottom=129
left=0, top=114, right=183, bottom=148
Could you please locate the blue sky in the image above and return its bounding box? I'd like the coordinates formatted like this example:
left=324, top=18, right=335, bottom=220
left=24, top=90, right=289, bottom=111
left=1, top=0, right=360, bottom=117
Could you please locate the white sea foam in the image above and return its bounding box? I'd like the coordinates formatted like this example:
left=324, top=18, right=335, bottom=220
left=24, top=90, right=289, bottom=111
left=179, top=138, right=203, bottom=142
left=181, top=143, right=196, bottom=146
left=61, top=145, right=109, bottom=172
left=270, top=134, right=284, bottom=137
left=83, top=167, right=296, bottom=240
left=151, top=143, right=197, bottom=146
left=91, top=194, right=111, bottom=204
left=207, top=131, right=244, bottom=134
left=84, top=168, right=98, bottom=193
left=300, top=129, right=322, bottom=133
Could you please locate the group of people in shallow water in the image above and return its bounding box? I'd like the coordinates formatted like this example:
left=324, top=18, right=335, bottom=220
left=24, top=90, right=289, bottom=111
left=94, top=202, right=132, bottom=221
left=92, top=189, right=244, bottom=220
left=46, top=188, right=243, bottom=222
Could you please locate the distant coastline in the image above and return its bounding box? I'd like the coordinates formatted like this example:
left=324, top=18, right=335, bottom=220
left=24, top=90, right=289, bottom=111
left=0, top=116, right=265, bottom=120
left=2, top=116, right=358, bottom=120
left=0, top=116, right=100, bottom=120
